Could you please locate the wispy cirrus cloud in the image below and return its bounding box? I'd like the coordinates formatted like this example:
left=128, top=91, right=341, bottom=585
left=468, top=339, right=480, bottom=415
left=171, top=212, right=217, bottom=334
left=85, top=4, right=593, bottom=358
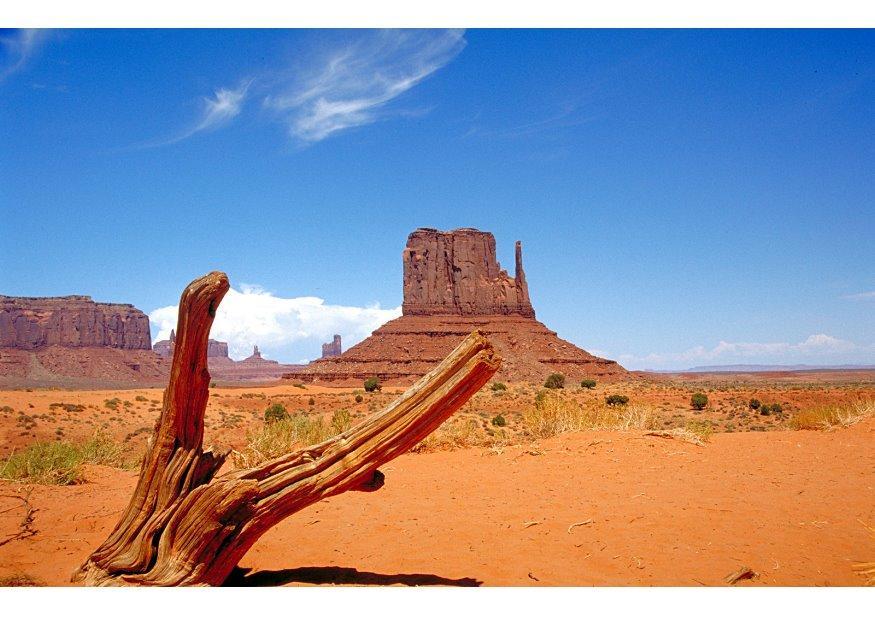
left=141, top=80, right=251, bottom=148
left=264, top=29, right=466, bottom=142
left=0, top=29, right=50, bottom=84
left=843, top=291, right=875, bottom=301
left=149, top=30, right=465, bottom=148
left=149, top=284, right=400, bottom=362
left=606, top=334, right=875, bottom=371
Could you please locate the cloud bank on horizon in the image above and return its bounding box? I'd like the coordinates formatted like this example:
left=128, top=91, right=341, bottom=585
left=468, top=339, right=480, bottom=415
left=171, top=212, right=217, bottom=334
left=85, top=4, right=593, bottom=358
left=603, top=333, right=875, bottom=371
left=149, top=284, right=400, bottom=363
left=153, top=29, right=465, bottom=146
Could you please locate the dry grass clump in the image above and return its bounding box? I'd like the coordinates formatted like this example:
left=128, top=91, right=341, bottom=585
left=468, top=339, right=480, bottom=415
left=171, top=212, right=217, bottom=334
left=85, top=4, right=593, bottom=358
left=645, top=419, right=713, bottom=446
left=413, top=418, right=482, bottom=452
left=522, top=390, right=657, bottom=439
left=0, top=431, right=129, bottom=485
left=789, top=400, right=875, bottom=431
left=232, top=410, right=353, bottom=468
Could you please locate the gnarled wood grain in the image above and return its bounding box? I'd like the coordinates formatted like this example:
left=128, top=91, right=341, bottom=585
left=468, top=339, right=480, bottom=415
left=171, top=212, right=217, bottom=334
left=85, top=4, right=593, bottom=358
left=73, top=271, right=500, bottom=586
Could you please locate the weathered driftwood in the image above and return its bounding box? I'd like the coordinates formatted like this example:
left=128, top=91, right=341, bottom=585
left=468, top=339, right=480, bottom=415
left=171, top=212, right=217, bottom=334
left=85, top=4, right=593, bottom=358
left=73, top=271, right=500, bottom=586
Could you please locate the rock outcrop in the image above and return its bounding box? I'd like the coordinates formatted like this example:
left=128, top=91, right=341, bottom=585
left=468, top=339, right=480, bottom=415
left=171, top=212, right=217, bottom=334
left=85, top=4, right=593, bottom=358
left=0, top=294, right=167, bottom=388
left=285, top=228, right=629, bottom=385
left=402, top=228, right=534, bottom=317
left=153, top=330, right=229, bottom=359
left=0, top=295, right=152, bottom=350
left=321, top=335, right=342, bottom=359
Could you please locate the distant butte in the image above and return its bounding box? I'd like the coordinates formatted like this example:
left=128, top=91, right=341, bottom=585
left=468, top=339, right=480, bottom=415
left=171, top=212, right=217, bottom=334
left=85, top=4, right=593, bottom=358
left=154, top=335, right=304, bottom=383
left=0, top=294, right=167, bottom=387
left=284, top=227, right=630, bottom=385
left=321, top=335, right=342, bottom=359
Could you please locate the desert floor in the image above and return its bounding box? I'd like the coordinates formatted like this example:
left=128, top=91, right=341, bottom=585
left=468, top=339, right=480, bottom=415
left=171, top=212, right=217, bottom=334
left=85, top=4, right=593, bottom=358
left=1, top=375, right=873, bottom=586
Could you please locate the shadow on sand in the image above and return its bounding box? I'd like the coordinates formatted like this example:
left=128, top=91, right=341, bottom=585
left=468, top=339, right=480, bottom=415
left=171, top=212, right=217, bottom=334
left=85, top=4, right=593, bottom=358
left=225, top=565, right=482, bottom=587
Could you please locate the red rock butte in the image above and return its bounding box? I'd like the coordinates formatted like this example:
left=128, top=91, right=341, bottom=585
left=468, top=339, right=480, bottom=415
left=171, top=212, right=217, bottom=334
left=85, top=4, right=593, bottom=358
left=0, top=294, right=167, bottom=387
left=285, top=227, right=630, bottom=385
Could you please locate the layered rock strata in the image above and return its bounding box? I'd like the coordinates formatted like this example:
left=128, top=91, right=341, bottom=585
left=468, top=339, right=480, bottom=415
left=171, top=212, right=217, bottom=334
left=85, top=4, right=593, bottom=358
left=285, top=228, right=629, bottom=385
left=0, top=295, right=152, bottom=350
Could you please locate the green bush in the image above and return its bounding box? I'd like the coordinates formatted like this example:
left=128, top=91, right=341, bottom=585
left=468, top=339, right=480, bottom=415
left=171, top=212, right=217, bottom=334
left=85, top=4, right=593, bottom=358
left=580, top=378, right=597, bottom=389
left=491, top=382, right=507, bottom=392
left=760, top=404, right=771, bottom=416
left=544, top=373, right=565, bottom=389
left=605, top=394, right=629, bottom=407
left=749, top=399, right=761, bottom=410
left=690, top=393, right=708, bottom=410
left=364, top=377, right=381, bottom=393
left=264, top=403, right=288, bottom=423
left=491, top=414, right=507, bottom=427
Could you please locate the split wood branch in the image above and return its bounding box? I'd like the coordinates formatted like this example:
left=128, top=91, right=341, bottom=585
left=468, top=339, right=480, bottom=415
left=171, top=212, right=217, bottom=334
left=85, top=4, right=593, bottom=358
left=73, top=271, right=499, bottom=586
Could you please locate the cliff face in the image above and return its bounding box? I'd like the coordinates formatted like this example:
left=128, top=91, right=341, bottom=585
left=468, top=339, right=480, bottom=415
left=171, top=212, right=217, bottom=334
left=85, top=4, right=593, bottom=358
left=402, top=228, right=535, bottom=318
left=287, top=227, right=629, bottom=385
left=0, top=295, right=152, bottom=350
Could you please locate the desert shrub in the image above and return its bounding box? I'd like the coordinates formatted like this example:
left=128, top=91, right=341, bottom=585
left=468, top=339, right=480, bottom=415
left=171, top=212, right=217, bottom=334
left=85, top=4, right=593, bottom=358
left=523, top=391, right=654, bottom=439
left=364, top=377, right=381, bottom=393
left=749, top=399, right=761, bottom=411
left=789, top=400, right=874, bottom=431
left=264, top=403, right=288, bottom=423
left=0, top=431, right=128, bottom=485
left=770, top=403, right=783, bottom=413
left=104, top=398, right=121, bottom=410
left=690, top=393, right=708, bottom=411
left=234, top=414, right=334, bottom=467
left=605, top=394, right=629, bottom=407
left=354, top=394, right=364, bottom=403
left=580, top=378, right=597, bottom=389
left=544, top=373, right=565, bottom=389
left=134, top=395, right=148, bottom=402
left=49, top=403, right=85, bottom=413
left=210, top=382, right=217, bottom=388
left=0, top=405, right=13, bottom=413
left=308, top=397, right=316, bottom=406
left=491, top=414, right=507, bottom=427
left=760, top=404, right=771, bottom=416
left=330, top=409, right=352, bottom=435
left=491, top=382, right=507, bottom=392
left=414, top=418, right=482, bottom=452
left=685, top=419, right=713, bottom=443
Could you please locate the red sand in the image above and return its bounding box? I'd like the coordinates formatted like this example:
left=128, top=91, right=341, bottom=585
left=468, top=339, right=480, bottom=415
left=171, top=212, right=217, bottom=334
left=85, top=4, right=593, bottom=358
left=2, top=418, right=872, bottom=586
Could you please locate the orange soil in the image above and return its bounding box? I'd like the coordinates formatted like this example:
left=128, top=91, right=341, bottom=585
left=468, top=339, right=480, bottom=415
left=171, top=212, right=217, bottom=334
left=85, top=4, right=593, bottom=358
left=1, top=418, right=872, bottom=586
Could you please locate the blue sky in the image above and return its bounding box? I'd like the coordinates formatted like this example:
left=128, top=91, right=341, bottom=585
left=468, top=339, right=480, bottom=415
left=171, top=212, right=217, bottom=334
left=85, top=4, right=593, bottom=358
left=1, top=28, right=873, bottom=368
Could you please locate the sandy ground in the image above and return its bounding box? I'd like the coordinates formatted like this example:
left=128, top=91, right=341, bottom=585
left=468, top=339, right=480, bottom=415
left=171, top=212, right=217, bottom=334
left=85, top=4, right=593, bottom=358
left=1, top=417, right=872, bottom=586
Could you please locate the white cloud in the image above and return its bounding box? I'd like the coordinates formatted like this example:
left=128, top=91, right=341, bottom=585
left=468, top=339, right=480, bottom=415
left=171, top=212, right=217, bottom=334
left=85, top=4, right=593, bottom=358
left=144, top=80, right=250, bottom=147
left=0, top=29, right=50, bottom=83
left=613, top=334, right=874, bottom=370
left=149, top=284, right=400, bottom=362
left=193, top=83, right=250, bottom=132
left=264, top=29, right=465, bottom=142
left=843, top=291, right=875, bottom=301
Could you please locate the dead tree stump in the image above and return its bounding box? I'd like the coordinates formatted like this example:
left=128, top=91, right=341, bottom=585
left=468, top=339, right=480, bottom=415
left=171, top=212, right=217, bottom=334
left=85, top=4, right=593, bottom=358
left=73, top=271, right=500, bottom=586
